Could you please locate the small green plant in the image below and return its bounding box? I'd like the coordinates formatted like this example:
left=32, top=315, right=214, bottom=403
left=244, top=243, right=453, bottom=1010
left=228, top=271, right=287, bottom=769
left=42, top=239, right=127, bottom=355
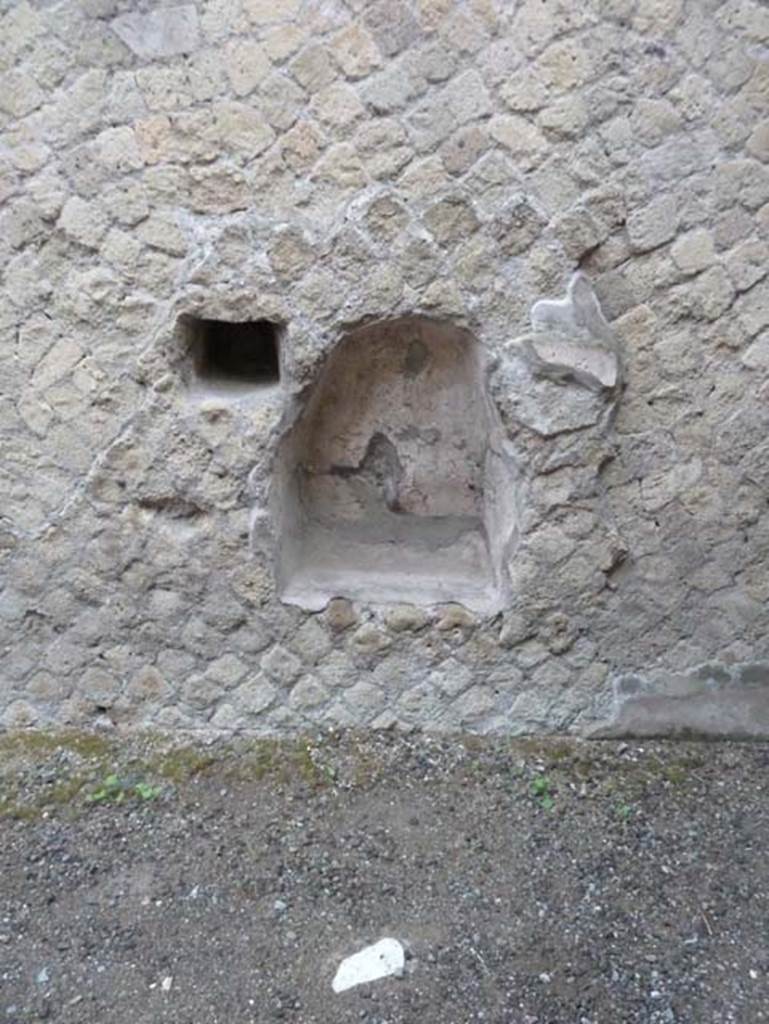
left=615, top=802, right=633, bottom=822
left=87, top=774, right=161, bottom=804
left=134, top=781, right=162, bottom=801
left=531, top=774, right=555, bottom=811
left=87, top=774, right=124, bottom=803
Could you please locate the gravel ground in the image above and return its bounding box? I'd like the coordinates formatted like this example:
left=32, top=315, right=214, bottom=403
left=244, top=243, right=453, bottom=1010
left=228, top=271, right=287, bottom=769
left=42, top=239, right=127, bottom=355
left=0, top=730, right=768, bottom=1024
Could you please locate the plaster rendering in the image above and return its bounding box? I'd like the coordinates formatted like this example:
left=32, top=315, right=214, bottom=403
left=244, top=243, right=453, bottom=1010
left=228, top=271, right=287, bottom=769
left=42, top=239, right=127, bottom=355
left=1, top=0, right=768, bottom=737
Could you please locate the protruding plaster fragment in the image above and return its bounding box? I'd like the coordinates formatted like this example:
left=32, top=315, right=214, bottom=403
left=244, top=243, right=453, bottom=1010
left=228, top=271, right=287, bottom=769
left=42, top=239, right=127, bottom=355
left=525, top=272, right=620, bottom=391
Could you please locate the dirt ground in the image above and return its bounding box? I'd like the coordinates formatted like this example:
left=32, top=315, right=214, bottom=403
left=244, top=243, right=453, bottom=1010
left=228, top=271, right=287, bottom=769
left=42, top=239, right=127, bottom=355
left=0, top=729, right=767, bottom=1024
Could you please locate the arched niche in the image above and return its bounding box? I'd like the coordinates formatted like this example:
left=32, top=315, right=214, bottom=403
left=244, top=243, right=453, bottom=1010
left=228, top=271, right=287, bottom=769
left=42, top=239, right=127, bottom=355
left=271, top=317, right=514, bottom=612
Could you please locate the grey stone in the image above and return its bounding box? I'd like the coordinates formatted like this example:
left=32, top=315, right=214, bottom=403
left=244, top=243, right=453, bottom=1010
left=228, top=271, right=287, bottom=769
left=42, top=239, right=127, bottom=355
left=552, top=207, right=606, bottom=261
left=447, top=686, right=496, bottom=727
left=627, top=195, right=678, bottom=253
left=204, top=654, right=247, bottom=687
left=260, top=645, right=303, bottom=685
left=429, top=659, right=473, bottom=698
left=384, top=604, right=429, bottom=632
left=324, top=598, right=357, bottom=632
left=423, top=197, right=479, bottom=245
left=290, top=618, right=333, bottom=665
left=493, top=196, right=546, bottom=256
left=111, top=6, right=200, bottom=59
left=288, top=675, right=329, bottom=711
left=742, top=332, right=769, bottom=370
left=344, top=680, right=386, bottom=720
left=231, top=675, right=277, bottom=716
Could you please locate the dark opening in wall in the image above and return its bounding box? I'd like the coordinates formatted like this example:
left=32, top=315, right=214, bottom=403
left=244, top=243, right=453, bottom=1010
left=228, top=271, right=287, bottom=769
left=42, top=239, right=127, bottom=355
left=182, top=317, right=281, bottom=391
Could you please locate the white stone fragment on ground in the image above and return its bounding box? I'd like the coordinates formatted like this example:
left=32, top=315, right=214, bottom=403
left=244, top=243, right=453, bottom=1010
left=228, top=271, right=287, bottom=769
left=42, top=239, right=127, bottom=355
left=332, top=938, right=405, bottom=993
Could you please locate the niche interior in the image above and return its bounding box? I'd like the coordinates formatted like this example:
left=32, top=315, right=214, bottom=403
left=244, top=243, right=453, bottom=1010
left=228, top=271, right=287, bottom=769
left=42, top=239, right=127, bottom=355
left=272, top=317, right=514, bottom=612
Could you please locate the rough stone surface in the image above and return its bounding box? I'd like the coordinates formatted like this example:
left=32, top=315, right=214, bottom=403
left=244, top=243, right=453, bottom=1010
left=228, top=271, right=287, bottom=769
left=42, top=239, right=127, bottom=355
left=1, top=0, right=769, bottom=738
left=111, top=7, right=200, bottom=59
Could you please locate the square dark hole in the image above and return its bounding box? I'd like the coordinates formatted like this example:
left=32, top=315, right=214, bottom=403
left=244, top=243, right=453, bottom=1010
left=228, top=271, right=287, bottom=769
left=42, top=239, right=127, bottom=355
left=183, top=317, right=281, bottom=388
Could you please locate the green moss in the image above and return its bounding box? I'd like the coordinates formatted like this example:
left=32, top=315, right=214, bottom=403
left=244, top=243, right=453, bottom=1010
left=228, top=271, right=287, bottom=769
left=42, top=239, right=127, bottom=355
left=506, top=737, right=581, bottom=763
left=147, top=745, right=216, bottom=784
left=223, top=737, right=333, bottom=787
left=42, top=776, right=91, bottom=807
left=0, top=729, right=112, bottom=760
left=0, top=730, right=118, bottom=820
left=0, top=728, right=720, bottom=826
left=0, top=799, right=40, bottom=822
left=660, top=763, right=687, bottom=785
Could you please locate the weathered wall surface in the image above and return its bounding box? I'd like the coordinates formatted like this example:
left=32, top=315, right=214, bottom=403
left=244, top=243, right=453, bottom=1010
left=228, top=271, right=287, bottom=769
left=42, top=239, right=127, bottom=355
left=2, top=0, right=769, bottom=737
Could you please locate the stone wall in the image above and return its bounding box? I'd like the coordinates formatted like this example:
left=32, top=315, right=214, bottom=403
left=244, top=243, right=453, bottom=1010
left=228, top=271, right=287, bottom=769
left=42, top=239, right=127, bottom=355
left=2, top=0, right=769, bottom=737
